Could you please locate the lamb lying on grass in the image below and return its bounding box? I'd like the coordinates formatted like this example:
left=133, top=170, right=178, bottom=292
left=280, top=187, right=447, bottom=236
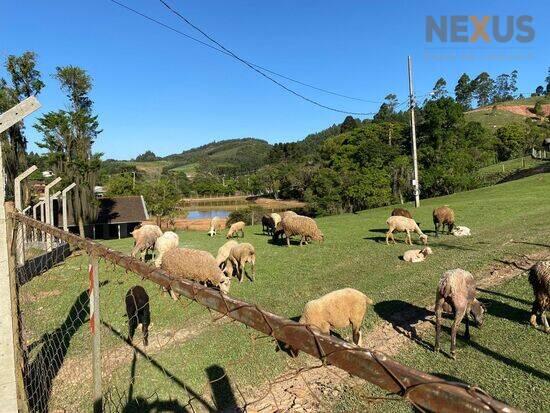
left=403, top=247, right=433, bottom=263
left=451, top=226, right=471, bottom=237
left=131, top=224, right=162, bottom=261
left=385, top=216, right=428, bottom=246
left=290, top=288, right=373, bottom=356
left=160, top=247, right=231, bottom=298
left=434, top=269, right=485, bottom=359
left=154, top=231, right=179, bottom=267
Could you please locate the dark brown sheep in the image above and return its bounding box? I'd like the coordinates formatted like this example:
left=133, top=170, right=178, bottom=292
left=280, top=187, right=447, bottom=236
left=433, top=206, right=455, bottom=237
left=261, top=214, right=275, bottom=235
left=528, top=261, right=550, bottom=333
left=391, top=208, right=412, bottom=219
left=125, top=286, right=150, bottom=346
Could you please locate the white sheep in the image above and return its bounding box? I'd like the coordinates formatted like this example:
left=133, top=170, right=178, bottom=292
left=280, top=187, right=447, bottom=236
left=290, top=288, right=373, bottom=356
left=216, top=240, right=239, bottom=267
left=154, top=231, right=179, bottom=267
left=385, top=216, right=428, bottom=246
left=131, top=224, right=163, bottom=261
left=160, top=247, right=231, bottom=298
left=226, top=221, right=245, bottom=238
left=403, top=247, right=433, bottom=263
left=451, top=226, right=471, bottom=237
left=270, top=212, right=282, bottom=227
left=208, top=216, right=223, bottom=237
left=226, top=242, right=256, bottom=282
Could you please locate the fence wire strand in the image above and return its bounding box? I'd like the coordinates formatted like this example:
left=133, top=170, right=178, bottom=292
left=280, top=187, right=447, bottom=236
left=10, top=213, right=520, bottom=413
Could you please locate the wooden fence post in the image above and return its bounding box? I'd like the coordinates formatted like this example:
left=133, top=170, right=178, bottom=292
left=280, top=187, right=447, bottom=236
left=89, top=255, right=102, bottom=412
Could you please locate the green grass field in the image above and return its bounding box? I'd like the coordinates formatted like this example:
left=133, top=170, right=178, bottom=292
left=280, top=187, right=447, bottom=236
left=464, top=109, right=526, bottom=131
left=21, top=173, right=550, bottom=411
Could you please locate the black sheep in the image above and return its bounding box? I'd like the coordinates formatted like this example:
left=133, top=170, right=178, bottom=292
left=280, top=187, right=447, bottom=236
left=125, top=286, right=150, bottom=346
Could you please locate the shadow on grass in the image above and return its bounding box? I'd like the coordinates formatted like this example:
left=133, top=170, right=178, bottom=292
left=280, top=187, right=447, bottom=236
left=206, top=364, right=240, bottom=412
left=24, top=283, right=107, bottom=413
left=267, top=237, right=303, bottom=247
left=478, top=288, right=532, bottom=306
left=479, top=298, right=531, bottom=325
left=102, top=321, right=216, bottom=413
left=436, top=324, right=550, bottom=382
left=512, top=240, right=550, bottom=248
left=373, top=300, right=434, bottom=351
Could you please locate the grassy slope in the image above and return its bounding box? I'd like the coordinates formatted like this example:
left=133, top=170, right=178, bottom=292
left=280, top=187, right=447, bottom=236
left=22, top=174, right=550, bottom=411
left=464, top=109, right=526, bottom=130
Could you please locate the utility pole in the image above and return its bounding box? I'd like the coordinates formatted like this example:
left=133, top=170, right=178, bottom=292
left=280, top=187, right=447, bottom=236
left=408, top=56, right=420, bottom=208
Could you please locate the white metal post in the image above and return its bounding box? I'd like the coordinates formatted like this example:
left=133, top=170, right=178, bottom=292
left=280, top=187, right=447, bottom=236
left=61, top=183, right=76, bottom=232
left=14, top=166, right=37, bottom=266
left=22, top=206, right=31, bottom=249
left=0, top=96, right=41, bottom=411
left=408, top=56, right=420, bottom=208
left=44, top=177, right=61, bottom=252
left=32, top=201, right=42, bottom=242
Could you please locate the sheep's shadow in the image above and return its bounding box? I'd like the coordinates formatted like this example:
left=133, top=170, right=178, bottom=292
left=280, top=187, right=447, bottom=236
left=267, top=237, right=305, bottom=247
left=479, top=297, right=531, bottom=325
left=373, top=300, right=434, bottom=351
left=478, top=288, right=531, bottom=306
left=512, top=240, right=550, bottom=248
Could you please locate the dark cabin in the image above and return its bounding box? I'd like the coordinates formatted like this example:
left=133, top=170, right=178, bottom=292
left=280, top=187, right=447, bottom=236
left=58, top=195, right=149, bottom=239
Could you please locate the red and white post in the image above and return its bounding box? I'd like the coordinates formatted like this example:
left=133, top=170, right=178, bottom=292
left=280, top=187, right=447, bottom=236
left=88, top=255, right=102, bottom=412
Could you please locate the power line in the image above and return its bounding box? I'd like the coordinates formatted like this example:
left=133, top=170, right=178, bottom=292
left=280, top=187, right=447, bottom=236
left=109, top=0, right=385, bottom=105
left=108, top=0, right=379, bottom=115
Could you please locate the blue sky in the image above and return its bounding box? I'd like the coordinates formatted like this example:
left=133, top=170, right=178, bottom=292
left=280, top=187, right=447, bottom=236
left=2, top=0, right=548, bottom=159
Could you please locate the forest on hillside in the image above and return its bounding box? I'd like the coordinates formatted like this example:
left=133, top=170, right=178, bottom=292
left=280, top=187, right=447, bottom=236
left=2, top=50, right=550, bottom=223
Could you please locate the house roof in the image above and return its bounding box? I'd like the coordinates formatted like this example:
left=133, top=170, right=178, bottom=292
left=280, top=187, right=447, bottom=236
left=59, top=195, right=149, bottom=227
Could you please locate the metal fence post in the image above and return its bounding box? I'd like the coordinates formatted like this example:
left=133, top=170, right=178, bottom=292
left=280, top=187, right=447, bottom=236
left=89, top=255, right=102, bottom=412
left=62, top=183, right=76, bottom=232
left=44, top=177, right=61, bottom=252
left=14, top=166, right=37, bottom=266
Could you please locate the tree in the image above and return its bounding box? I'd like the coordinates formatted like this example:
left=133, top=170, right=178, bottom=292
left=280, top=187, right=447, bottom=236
left=35, top=66, right=101, bottom=237
left=339, top=115, right=358, bottom=133
left=546, top=67, right=550, bottom=95
left=472, top=72, right=495, bottom=107
left=141, top=177, right=179, bottom=226
left=0, top=52, right=44, bottom=199
left=135, top=150, right=158, bottom=161
left=374, top=94, right=399, bottom=121
left=431, top=78, right=448, bottom=99
left=105, top=174, right=138, bottom=196
left=534, top=85, right=545, bottom=96
left=495, top=123, right=529, bottom=161
left=494, top=73, right=512, bottom=102
left=454, top=73, right=473, bottom=110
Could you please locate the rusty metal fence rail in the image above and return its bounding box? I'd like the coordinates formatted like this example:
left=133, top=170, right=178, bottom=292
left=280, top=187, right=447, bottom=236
left=11, top=212, right=520, bottom=413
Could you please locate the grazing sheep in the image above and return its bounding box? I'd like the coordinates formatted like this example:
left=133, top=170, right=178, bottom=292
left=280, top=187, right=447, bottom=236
left=131, top=224, right=163, bottom=261
left=391, top=208, right=413, bottom=219
left=226, top=243, right=256, bottom=282
left=216, top=240, right=239, bottom=267
left=433, top=206, right=455, bottom=237
left=403, top=247, right=433, bottom=263
left=528, top=261, right=550, bottom=333
left=385, top=216, right=428, bottom=246
left=451, top=226, right=471, bottom=237
left=281, top=210, right=297, bottom=219
left=208, top=216, right=223, bottom=237
left=160, top=247, right=231, bottom=297
left=290, top=288, right=373, bottom=356
left=261, top=214, right=275, bottom=235
left=270, top=212, right=281, bottom=227
left=281, top=215, right=324, bottom=247
left=226, top=221, right=245, bottom=238
left=434, top=269, right=485, bottom=359
left=154, top=231, right=179, bottom=267
left=125, top=286, right=150, bottom=346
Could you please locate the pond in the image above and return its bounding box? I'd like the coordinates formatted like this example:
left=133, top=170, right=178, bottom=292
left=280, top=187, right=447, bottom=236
left=185, top=209, right=232, bottom=219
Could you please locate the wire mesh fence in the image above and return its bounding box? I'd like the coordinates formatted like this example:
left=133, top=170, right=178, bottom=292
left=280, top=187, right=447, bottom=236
left=10, top=212, right=520, bottom=413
